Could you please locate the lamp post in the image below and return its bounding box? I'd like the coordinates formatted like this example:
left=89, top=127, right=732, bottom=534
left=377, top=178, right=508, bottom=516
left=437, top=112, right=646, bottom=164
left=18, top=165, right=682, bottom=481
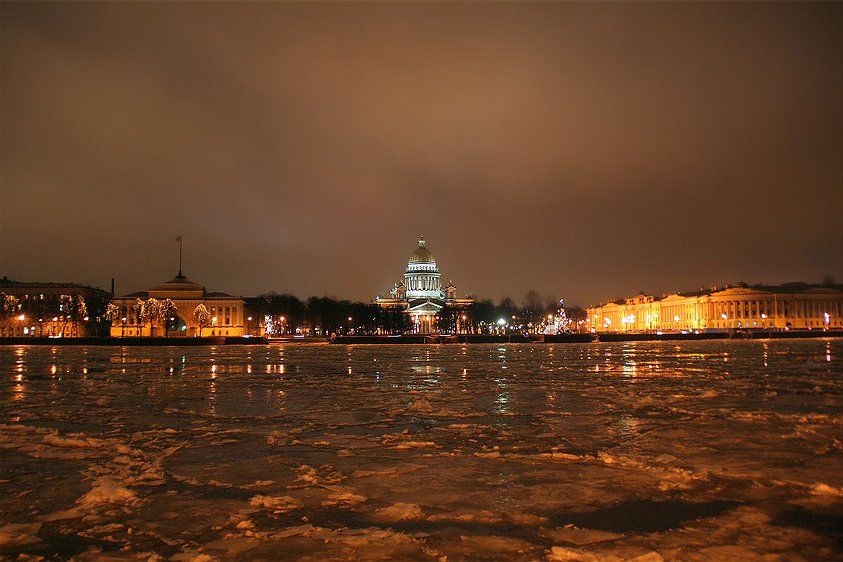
left=347, top=316, right=353, bottom=335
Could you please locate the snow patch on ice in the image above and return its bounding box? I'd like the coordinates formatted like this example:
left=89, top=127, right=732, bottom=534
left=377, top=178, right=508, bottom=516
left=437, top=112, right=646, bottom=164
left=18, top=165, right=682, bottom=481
left=77, top=476, right=140, bottom=509
left=460, top=534, right=536, bottom=553
left=543, top=526, right=622, bottom=546
left=393, top=440, right=436, bottom=449
left=0, top=522, right=41, bottom=549
left=409, top=398, right=433, bottom=412
left=810, top=482, right=843, bottom=497
left=248, top=494, right=302, bottom=513
left=546, top=546, right=604, bottom=561
left=597, top=452, right=704, bottom=491
left=322, top=486, right=367, bottom=507
left=373, top=502, right=423, bottom=522
left=428, top=510, right=501, bottom=524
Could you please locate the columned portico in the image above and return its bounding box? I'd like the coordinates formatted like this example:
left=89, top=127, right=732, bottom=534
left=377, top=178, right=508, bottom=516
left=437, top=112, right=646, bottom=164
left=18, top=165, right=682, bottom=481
left=374, top=237, right=474, bottom=334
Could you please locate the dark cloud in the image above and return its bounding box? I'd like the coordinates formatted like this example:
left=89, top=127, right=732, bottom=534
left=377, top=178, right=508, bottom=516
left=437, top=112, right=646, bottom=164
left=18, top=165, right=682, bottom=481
left=2, top=2, right=841, bottom=305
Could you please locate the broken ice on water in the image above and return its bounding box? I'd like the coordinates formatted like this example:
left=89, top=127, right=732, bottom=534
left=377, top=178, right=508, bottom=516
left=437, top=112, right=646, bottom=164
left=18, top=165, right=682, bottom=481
left=1, top=339, right=841, bottom=561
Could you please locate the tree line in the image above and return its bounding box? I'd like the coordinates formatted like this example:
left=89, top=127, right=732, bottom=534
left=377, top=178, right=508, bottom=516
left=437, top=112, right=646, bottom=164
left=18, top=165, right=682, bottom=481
left=248, top=290, right=585, bottom=335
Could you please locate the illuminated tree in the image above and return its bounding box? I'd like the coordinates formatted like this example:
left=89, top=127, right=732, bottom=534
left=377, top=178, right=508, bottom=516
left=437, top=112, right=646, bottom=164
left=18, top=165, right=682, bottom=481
left=57, top=295, right=87, bottom=337
left=161, top=299, right=177, bottom=337
left=75, top=296, right=87, bottom=337
left=104, top=302, right=122, bottom=336
left=193, top=304, right=211, bottom=337
left=1, top=293, right=20, bottom=336
left=1, top=293, right=20, bottom=318
left=141, top=298, right=161, bottom=337
left=59, top=295, right=74, bottom=336
left=133, top=298, right=145, bottom=337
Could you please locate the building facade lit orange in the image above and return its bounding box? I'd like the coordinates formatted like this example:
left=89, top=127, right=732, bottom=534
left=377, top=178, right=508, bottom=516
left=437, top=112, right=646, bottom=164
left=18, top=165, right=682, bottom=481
left=587, top=283, right=843, bottom=332
left=109, top=273, right=256, bottom=337
left=1, top=278, right=111, bottom=337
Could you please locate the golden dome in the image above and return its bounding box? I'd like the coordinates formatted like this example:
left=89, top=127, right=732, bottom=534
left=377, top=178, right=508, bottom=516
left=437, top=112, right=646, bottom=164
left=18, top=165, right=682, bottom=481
left=409, top=237, right=435, bottom=263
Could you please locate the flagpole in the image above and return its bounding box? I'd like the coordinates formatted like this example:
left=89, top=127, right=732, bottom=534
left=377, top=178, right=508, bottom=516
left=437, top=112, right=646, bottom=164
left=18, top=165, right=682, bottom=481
left=176, top=235, right=183, bottom=277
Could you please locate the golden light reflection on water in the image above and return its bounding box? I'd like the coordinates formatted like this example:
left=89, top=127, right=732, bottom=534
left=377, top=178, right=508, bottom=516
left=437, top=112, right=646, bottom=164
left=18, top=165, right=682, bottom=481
left=618, top=413, right=640, bottom=436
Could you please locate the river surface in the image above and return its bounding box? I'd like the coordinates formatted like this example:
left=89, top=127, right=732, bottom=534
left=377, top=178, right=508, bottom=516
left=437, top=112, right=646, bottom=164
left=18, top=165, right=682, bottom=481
left=1, top=340, right=841, bottom=561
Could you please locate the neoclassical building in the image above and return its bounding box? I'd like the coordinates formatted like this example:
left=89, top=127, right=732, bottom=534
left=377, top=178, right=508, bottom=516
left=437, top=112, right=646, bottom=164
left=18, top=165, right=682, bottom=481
left=374, top=237, right=473, bottom=333
left=0, top=277, right=112, bottom=337
left=110, top=272, right=253, bottom=337
left=587, top=283, right=843, bottom=332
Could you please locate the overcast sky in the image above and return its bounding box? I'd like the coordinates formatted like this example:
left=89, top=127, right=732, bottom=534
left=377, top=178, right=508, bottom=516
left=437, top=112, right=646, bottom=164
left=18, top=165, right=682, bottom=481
left=2, top=2, right=841, bottom=306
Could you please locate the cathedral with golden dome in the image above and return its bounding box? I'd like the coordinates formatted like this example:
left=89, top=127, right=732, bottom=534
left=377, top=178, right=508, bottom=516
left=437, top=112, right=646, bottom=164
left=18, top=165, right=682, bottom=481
left=374, top=237, right=474, bottom=333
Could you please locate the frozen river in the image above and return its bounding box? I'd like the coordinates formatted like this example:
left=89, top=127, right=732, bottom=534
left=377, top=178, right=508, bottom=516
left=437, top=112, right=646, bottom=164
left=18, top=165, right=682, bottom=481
left=1, top=340, right=841, bottom=561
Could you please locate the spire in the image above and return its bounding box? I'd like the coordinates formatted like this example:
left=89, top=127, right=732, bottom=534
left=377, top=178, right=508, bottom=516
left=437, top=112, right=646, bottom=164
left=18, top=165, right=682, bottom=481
left=418, top=236, right=425, bottom=247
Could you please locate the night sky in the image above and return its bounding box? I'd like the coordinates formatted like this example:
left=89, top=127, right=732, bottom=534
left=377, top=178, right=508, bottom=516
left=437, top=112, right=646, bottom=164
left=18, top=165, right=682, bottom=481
left=1, top=2, right=841, bottom=306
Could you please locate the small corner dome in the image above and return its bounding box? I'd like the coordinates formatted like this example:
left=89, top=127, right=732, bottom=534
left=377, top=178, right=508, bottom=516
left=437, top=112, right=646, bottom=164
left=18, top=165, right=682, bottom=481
left=409, top=236, right=435, bottom=264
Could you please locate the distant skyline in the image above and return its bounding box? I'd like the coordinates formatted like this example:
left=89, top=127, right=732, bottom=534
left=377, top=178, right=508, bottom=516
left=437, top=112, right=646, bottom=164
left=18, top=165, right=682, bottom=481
left=2, top=2, right=842, bottom=306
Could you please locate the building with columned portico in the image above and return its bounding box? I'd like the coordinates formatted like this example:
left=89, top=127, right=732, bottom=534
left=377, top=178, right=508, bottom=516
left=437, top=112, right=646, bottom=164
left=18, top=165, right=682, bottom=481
left=587, top=282, right=843, bottom=332
left=374, top=237, right=473, bottom=334
left=109, top=271, right=253, bottom=337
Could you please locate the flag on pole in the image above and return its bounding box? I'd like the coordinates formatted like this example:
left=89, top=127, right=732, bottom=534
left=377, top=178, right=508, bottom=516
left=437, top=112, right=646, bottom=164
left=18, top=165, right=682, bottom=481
left=175, top=235, right=182, bottom=243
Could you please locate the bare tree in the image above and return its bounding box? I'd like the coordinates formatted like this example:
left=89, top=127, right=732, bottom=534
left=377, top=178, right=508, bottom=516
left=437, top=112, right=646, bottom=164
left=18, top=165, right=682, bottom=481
left=161, top=299, right=177, bottom=337
left=75, top=296, right=87, bottom=337
left=521, top=290, right=544, bottom=325
left=1, top=293, right=20, bottom=336
left=141, top=298, right=161, bottom=337
left=193, top=304, right=211, bottom=337
left=59, top=295, right=73, bottom=336
left=133, top=298, right=144, bottom=337
left=1, top=293, right=19, bottom=317
left=104, top=302, right=121, bottom=337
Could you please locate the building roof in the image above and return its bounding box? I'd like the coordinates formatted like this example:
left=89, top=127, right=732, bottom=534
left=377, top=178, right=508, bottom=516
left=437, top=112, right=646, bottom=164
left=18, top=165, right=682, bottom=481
left=115, top=272, right=238, bottom=300
left=149, top=274, right=205, bottom=292
left=0, top=276, right=110, bottom=295
left=409, top=237, right=435, bottom=264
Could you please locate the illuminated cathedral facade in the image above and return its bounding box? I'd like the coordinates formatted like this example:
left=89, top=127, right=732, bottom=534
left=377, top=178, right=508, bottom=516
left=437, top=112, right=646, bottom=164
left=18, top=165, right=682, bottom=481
left=374, top=237, right=474, bottom=334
